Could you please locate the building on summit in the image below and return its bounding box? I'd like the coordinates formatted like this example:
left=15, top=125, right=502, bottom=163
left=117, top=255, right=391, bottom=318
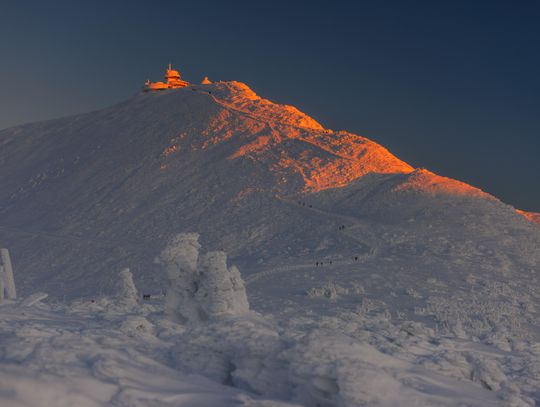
left=143, top=64, right=189, bottom=91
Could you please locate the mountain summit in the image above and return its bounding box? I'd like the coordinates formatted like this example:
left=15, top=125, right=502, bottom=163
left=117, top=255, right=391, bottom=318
left=0, top=80, right=538, bottom=297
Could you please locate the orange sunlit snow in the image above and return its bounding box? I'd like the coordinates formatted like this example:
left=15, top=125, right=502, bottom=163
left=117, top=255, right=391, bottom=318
left=141, top=71, right=538, bottom=225
left=516, top=209, right=540, bottom=224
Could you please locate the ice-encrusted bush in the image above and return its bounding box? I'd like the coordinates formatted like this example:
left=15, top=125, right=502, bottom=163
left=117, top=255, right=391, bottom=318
left=115, top=268, right=139, bottom=308
left=157, top=233, right=249, bottom=323
left=228, top=265, right=250, bottom=312
left=157, top=233, right=202, bottom=322
left=0, top=248, right=17, bottom=301
left=306, top=281, right=365, bottom=300
left=197, top=252, right=250, bottom=316
left=306, top=280, right=348, bottom=299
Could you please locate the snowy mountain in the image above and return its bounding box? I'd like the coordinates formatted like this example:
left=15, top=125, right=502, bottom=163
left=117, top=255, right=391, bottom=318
left=0, top=80, right=537, bottom=297
left=1, top=80, right=540, bottom=406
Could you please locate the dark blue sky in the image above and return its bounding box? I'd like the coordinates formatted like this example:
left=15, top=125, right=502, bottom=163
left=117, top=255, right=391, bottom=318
left=1, top=0, right=539, bottom=210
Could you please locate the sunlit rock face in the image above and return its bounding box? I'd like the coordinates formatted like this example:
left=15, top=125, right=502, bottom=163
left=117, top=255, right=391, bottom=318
left=0, top=80, right=538, bottom=297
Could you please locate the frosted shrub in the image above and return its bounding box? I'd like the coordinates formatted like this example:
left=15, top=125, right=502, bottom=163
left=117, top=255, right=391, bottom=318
left=0, top=248, right=16, bottom=300
left=116, top=268, right=139, bottom=308
left=306, top=280, right=348, bottom=299
left=197, top=252, right=250, bottom=317
left=228, top=265, right=250, bottom=313
left=197, top=252, right=236, bottom=316
left=157, top=233, right=202, bottom=323
left=157, top=233, right=249, bottom=323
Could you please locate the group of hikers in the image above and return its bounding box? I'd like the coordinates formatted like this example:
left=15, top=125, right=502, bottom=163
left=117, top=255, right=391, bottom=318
left=315, top=256, right=360, bottom=267
left=293, top=199, right=363, bottom=267
left=297, top=201, right=313, bottom=208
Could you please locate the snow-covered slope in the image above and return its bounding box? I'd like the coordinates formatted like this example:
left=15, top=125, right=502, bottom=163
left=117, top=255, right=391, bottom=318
left=2, top=80, right=540, bottom=406
left=0, top=81, right=538, bottom=298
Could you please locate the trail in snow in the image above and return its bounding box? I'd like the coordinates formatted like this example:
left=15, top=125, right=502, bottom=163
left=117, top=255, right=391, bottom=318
left=245, top=197, right=378, bottom=286
left=278, top=196, right=381, bottom=253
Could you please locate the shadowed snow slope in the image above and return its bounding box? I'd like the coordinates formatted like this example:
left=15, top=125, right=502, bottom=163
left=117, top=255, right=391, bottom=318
left=0, top=81, right=538, bottom=298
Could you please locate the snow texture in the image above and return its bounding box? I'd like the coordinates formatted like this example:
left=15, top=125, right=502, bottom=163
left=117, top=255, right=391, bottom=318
left=0, top=80, right=539, bottom=406
left=1, top=289, right=538, bottom=406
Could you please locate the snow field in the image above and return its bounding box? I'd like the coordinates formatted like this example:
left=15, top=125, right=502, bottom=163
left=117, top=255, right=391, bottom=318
left=2, top=291, right=537, bottom=406
left=2, top=240, right=539, bottom=406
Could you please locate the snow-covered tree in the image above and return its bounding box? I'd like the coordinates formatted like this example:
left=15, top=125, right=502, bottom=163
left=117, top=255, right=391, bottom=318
left=0, top=249, right=16, bottom=300
left=157, top=233, right=203, bottom=322
left=197, top=251, right=236, bottom=317
left=157, top=233, right=249, bottom=323
left=116, top=268, right=139, bottom=308
left=228, top=265, right=250, bottom=313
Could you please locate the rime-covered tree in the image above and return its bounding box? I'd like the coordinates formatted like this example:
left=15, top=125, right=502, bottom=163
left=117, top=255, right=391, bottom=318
left=157, top=233, right=203, bottom=322
left=157, top=233, right=249, bottom=323
left=116, top=268, right=139, bottom=308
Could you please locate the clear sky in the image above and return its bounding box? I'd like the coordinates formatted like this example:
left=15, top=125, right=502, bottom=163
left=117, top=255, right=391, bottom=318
left=1, top=0, right=538, bottom=211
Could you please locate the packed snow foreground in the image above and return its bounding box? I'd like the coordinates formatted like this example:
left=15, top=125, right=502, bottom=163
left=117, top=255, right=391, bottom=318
left=0, top=233, right=538, bottom=407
